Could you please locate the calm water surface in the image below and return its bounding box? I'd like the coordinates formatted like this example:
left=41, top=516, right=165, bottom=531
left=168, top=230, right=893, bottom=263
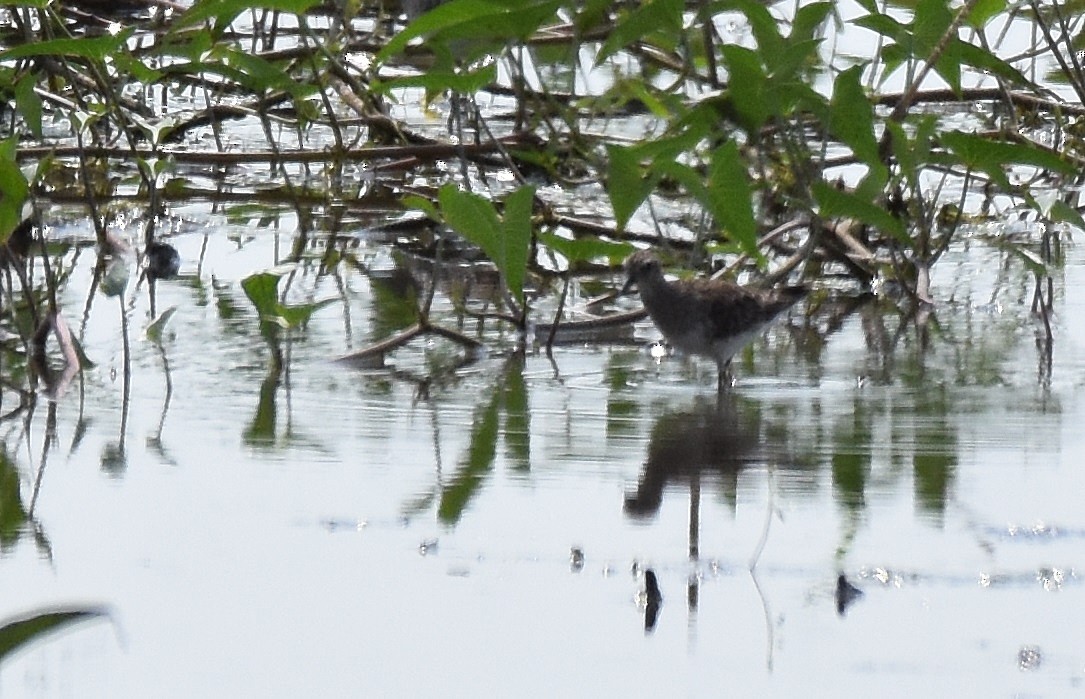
left=2, top=215, right=1084, bottom=697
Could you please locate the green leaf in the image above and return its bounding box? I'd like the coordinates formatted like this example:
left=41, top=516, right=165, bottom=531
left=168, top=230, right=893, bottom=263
left=952, top=38, right=1030, bottom=86
left=501, top=186, right=535, bottom=306
left=538, top=232, right=634, bottom=265
left=172, top=0, right=322, bottom=32
left=147, top=306, right=178, bottom=344
left=606, top=144, right=654, bottom=232
left=596, top=0, right=682, bottom=64
left=829, top=65, right=879, bottom=166
left=706, top=141, right=758, bottom=256
left=940, top=131, right=1073, bottom=198
left=241, top=270, right=333, bottom=330
left=1049, top=200, right=1085, bottom=232
left=241, top=272, right=281, bottom=321
left=377, top=0, right=562, bottom=65
left=0, top=608, right=109, bottom=662
left=438, top=184, right=534, bottom=305
left=378, top=62, right=497, bottom=97
left=0, top=29, right=135, bottom=61
left=853, top=12, right=909, bottom=44
left=813, top=179, right=908, bottom=243
left=0, top=136, right=29, bottom=244
left=14, top=72, right=42, bottom=139
left=913, top=0, right=953, bottom=55
left=791, top=2, right=834, bottom=42
left=966, top=0, right=1006, bottom=28
left=205, top=45, right=306, bottom=94
left=719, top=45, right=769, bottom=134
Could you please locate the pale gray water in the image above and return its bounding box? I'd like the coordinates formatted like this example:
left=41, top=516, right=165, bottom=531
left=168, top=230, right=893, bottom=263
left=1, top=211, right=1083, bottom=696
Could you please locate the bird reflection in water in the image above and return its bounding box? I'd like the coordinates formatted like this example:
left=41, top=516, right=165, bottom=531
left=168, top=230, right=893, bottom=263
left=625, top=394, right=766, bottom=521
left=625, top=393, right=777, bottom=620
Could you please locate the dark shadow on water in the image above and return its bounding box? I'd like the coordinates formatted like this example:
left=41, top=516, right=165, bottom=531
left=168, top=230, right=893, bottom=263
left=624, top=394, right=782, bottom=521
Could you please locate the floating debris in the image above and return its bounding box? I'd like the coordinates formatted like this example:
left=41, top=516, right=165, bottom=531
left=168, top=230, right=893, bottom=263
left=569, top=547, right=585, bottom=572
left=835, top=574, right=863, bottom=617
left=1017, top=646, right=1042, bottom=672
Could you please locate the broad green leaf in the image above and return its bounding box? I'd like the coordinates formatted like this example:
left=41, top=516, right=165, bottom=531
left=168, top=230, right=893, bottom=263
left=940, top=131, right=1073, bottom=198
left=0, top=29, right=135, bottom=61
left=0, top=136, right=29, bottom=244
left=242, top=270, right=333, bottom=330
left=500, top=185, right=535, bottom=306
left=596, top=0, right=682, bottom=64
left=206, top=46, right=303, bottom=94
left=606, top=144, right=654, bottom=232
left=853, top=12, right=909, bottom=44
left=965, top=0, right=1006, bottom=28
left=651, top=159, right=709, bottom=203
left=403, top=194, right=439, bottom=220
left=0, top=608, right=109, bottom=662
left=932, top=37, right=962, bottom=95
left=706, top=141, right=758, bottom=256
left=1049, top=200, right=1085, bottom=232
left=574, top=0, right=613, bottom=32
left=111, top=53, right=164, bottom=84
left=719, top=45, right=769, bottom=135
left=147, top=306, right=178, bottom=343
left=913, top=0, right=953, bottom=55
left=377, top=0, right=562, bottom=65
left=791, top=2, right=834, bottom=42
left=829, top=66, right=879, bottom=166
left=813, top=179, right=908, bottom=243
left=538, top=232, right=634, bottom=265
left=378, top=63, right=497, bottom=97
left=172, top=0, right=321, bottom=32
left=724, top=0, right=784, bottom=60
left=952, top=39, right=1030, bottom=86
left=14, top=72, right=42, bottom=139
left=438, top=184, right=534, bottom=305
left=241, top=272, right=281, bottom=321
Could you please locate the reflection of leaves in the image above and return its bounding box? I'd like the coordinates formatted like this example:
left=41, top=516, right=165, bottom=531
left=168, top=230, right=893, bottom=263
left=370, top=271, right=419, bottom=339
left=439, top=390, right=500, bottom=524
left=437, top=356, right=531, bottom=523
left=913, top=389, right=956, bottom=518
left=831, top=405, right=871, bottom=511
left=101, top=442, right=127, bottom=475
left=502, top=354, right=529, bottom=470
left=243, top=372, right=279, bottom=447
left=147, top=306, right=178, bottom=344
left=0, top=608, right=110, bottom=663
left=0, top=450, right=27, bottom=552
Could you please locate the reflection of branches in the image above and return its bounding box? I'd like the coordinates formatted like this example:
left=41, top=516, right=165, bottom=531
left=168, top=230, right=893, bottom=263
left=337, top=242, right=484, bottom=371
left=101, top=294, right=131, bottom=475
left=147, top=337, right=175, bottom=465
left=31, top=312, right=81, bottom=401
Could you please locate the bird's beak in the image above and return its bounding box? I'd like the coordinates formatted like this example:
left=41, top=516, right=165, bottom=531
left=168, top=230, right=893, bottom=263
left=620, top=276, right=637, bottom=296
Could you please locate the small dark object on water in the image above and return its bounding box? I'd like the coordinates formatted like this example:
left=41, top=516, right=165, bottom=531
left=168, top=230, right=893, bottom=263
left=569, top=547, right=585, bottom=572
left=835, top=573, right=863, bottom=616
left=622, top=250, right=807, bottom=392
left=146, top=242, right=181, bottom=281
left=643, top=569, right=662, bottom=632
left=644, top=569, right=663, bottom=605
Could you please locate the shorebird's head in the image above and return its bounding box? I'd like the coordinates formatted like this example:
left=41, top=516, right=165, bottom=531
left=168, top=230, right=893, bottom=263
left=621, top=250, right=663, bottom=295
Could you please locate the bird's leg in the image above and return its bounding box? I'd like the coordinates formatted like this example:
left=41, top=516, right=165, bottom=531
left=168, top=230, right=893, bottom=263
left=716, top=359, right=735, bottom=393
